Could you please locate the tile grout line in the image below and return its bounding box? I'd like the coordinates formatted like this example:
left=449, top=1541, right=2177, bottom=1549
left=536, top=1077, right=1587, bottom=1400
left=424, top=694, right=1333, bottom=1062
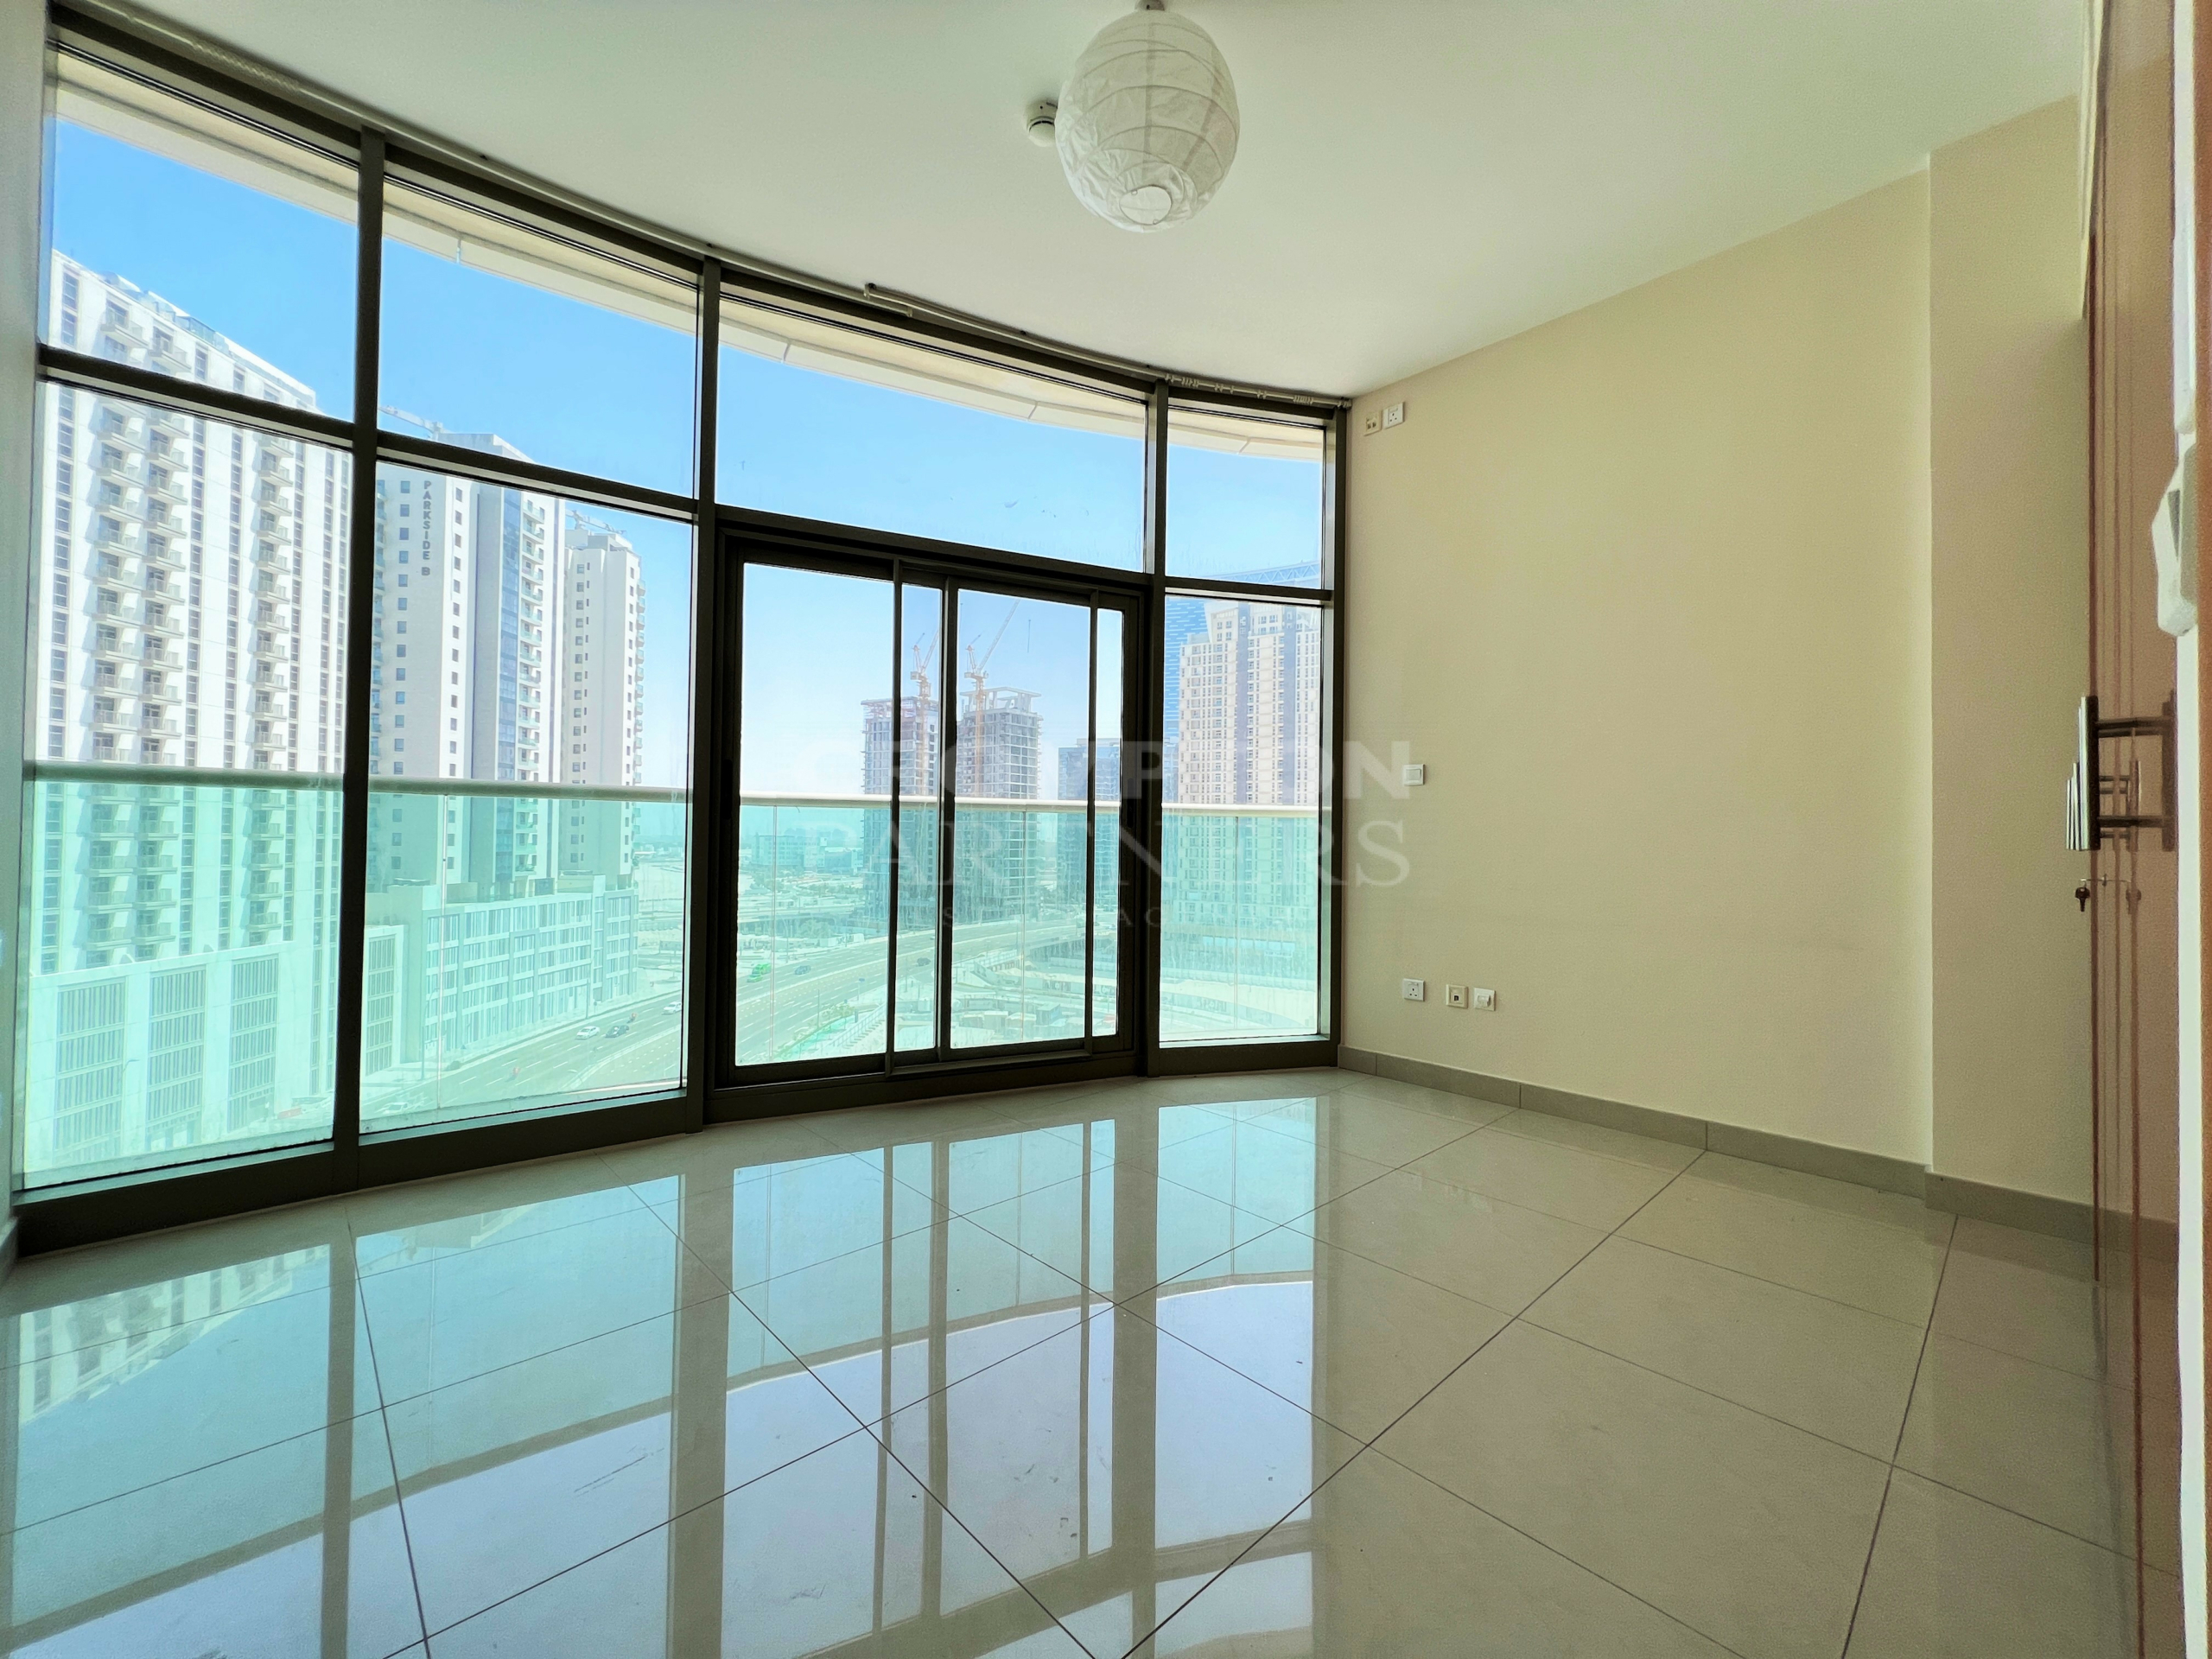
left=2, top=1394, right=391, bottom=1540
left=1892, top=1465, right=2167, bottom=1567
left=1336, top=1152, right=1784, bottom=1658
left=739, top=1091, right=1502, bottom=1657
left=13, top=1078, right=1957, bottom=1657
left=1512, top=1316, right=1902, bottom=1466
left=1596, top=1230, right=1941, bottom=1329
left=409, top=1421, right=886, bottom=1646
left=351, top=1245, right=435, bottom=1656
left=368, top=1141, right=993, bottom=1645
left=855, top=1414, right=1120, bottom=1659
left=1358, top=1446, right=1763, bottom=1659
left=1281, top=1154, right=1764, bottom=1659
left=1109, top=1452, right=1373, bottom=1659
left=1837, top=1211, right=1957, bottom=1657
left=1891, top=1213, right=1958, bottom=1465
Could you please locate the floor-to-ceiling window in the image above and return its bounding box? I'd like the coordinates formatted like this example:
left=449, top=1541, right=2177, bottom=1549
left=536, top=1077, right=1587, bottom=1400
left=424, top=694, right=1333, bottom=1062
left=1160, top=406, right=1332, bottom=1045
left=14, top=15, right=1341, bottom=1246
left=22, top=55, right=359, bottom=1185
left=365, top=178, right=697, bottom=1131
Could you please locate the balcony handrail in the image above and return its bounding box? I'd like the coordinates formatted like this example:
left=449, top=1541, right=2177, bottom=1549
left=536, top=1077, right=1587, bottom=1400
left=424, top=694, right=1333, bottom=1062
left=743, top=790, right=1315, bottom=817
left=22, top=766, right=1319, bottom=817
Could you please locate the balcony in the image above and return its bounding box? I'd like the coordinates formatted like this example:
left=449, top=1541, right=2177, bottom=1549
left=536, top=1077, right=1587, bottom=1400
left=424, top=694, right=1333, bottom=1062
left=96, top=313, right=148, bottom=349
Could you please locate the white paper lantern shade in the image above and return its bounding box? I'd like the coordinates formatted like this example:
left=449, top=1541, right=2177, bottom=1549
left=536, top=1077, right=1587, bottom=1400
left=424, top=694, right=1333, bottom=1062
left=1057, top=7, right=1240, bottom=233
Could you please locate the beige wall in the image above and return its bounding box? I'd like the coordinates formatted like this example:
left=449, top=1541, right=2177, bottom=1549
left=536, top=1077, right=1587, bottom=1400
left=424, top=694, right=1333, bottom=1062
left=1345, top=104, right=2089, bottom=1180
left=1345, top=172, right=1937, bottom=1165
left=1929, top=99, right=2091, bottom=1203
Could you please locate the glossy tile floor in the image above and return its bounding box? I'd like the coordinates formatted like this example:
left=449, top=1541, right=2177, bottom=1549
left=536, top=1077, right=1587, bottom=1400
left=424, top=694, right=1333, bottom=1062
left=0, top=1070, right=2182, bottom=1657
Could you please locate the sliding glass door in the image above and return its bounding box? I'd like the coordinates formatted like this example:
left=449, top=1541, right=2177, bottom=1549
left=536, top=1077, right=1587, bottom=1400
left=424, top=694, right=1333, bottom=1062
left=732, top=555, right=1135, bottom=1078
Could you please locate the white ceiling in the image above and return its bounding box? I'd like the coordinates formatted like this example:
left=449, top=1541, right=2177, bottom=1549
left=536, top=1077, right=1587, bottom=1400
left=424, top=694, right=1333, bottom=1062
left=142, top=0, right=2082, bottom=397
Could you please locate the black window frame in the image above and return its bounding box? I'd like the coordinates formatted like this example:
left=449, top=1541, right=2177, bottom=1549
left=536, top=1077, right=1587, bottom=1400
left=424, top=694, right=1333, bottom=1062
left=14, top=3, right=1348, bottom=1252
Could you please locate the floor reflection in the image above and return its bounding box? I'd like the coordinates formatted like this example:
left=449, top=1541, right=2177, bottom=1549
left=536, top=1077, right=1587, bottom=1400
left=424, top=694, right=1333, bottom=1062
left=0, top=1080, right=1363, bottom=1658
left=2, top=1071, right=2156, bottom=1656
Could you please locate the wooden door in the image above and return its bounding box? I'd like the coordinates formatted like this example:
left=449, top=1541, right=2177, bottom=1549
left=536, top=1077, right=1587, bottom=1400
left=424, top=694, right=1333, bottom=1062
left=2088, top=0, right=2185, bottom=1649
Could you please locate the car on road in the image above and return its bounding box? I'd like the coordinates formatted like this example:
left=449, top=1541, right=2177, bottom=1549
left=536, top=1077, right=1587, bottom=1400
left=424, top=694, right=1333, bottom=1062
left=662, top=1000, right=681, bottom=1014
left=575, top=1024, right=601, bottom=1039
left=604, top=1019, right=632, bottom=1039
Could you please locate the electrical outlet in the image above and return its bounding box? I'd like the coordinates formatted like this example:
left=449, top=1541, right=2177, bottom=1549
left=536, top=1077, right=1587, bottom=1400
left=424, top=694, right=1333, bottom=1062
left=1445, top=984, right=1469, bottom=1008
left=1402, top=977, right=1426, bottom=1002
left=1382, top=401, right=1406, bottom=429
left=1362, top=408, right=1382, bottom=436
left=1471, top=987, right=1497, bottom=1011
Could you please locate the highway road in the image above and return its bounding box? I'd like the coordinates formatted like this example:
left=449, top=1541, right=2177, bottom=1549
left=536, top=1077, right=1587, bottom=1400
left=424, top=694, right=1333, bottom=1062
left=363, top=914, right=1102, bottom=1124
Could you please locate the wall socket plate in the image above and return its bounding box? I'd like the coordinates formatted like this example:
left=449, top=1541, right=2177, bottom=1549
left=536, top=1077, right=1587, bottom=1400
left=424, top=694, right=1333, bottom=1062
left=1471, top=987, right=1497, bottom=1011
left=1445, top=984, right=1469, bottom=1008
left=1362, top=408, right=1382, bottom=436
left=1402, top=762, right=1427, bottom=786
left=1402, top=977, right=1426, bottom=1001
left=1382, top=401, right=1406, bottom=429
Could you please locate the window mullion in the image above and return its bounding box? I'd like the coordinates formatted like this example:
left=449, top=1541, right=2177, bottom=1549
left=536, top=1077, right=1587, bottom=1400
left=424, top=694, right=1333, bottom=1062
left=329, top=130, right=386, bottom=1187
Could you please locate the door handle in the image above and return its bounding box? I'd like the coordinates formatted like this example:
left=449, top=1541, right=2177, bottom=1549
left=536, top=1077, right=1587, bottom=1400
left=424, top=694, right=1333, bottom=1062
left=2076, top=881, right=2092, bottom=912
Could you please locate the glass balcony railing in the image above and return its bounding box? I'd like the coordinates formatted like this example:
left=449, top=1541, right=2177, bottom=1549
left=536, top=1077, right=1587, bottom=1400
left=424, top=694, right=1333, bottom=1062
left=18, top=772, right=1322, bottom=1187
left=16, top=768, right=684, bottom=1187
left=734, top=793, right=1322, bottom=1063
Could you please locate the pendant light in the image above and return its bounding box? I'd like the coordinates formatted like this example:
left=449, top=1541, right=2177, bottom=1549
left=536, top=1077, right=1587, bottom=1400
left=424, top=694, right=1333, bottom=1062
left=1055, top=1, right=1240, bottom=233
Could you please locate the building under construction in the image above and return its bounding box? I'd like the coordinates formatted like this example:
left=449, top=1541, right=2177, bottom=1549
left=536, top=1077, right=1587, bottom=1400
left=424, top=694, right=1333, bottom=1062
left=861, top=685, right=1043, bottom=802
left=861, top=693, right=940, bottom=797
left=952, top=686, right=1041, bottom=800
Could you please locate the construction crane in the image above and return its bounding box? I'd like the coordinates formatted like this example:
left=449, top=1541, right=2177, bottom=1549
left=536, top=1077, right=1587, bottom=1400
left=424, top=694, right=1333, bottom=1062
left=964, top=603, right=1017, bottom=794
left=378, top=404, right=448, bottom=441
left=905, top=633, right=938, bottom=791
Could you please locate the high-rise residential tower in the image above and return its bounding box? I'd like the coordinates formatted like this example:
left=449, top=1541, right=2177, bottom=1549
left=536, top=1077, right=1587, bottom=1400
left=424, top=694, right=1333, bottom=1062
left=23, top=256, right=349, bottom=1171
left=36, top=254, right=350, bottom=774
left=1173, top=601, right=1322, bottom=807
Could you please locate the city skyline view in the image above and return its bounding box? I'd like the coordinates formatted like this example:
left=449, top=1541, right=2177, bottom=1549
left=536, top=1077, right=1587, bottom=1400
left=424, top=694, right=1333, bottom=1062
left=47, top=118, right=1325, bottom=792
left=23, top=86, right=1331, bottom=1181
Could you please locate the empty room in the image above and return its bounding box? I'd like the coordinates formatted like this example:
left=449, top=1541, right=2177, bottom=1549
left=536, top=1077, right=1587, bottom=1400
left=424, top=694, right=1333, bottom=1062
left=0, top=1, right=2203, bottom=1656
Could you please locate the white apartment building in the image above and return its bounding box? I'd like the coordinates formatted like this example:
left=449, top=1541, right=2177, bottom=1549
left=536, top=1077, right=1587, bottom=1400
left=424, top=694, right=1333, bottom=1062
left=1175, top=601, right=1323, bottom=807
left=361, top=469, right=649, bottom=1109
left=36, top=253, right=349, bottom=775
left=22, top=257, right=652, bottom=1175
left=370, top=442, right=557, bottom=785
left=561, top=517, right=645, bottom=788
left=22, top=257, right=348, bottom=1179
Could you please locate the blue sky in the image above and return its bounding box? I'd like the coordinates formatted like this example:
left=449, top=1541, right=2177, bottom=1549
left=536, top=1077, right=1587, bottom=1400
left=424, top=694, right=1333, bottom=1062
left=50, top=119, right=1322, bottom=789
